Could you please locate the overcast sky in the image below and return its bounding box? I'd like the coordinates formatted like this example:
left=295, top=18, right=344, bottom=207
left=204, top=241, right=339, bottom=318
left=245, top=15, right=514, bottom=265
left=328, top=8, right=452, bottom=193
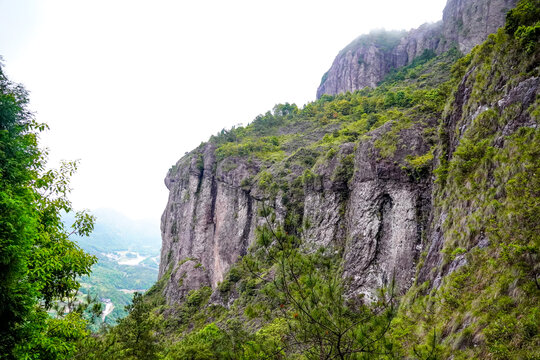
left=0, top=0, right=447, bottom=227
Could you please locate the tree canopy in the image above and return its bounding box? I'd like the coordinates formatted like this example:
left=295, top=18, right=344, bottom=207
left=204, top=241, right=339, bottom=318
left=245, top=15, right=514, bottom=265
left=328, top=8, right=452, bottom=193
left=0, top=61, right=97, bottom=359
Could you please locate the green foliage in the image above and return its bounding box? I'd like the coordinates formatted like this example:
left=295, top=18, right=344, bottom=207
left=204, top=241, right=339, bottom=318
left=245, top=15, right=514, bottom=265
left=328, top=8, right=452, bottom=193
left=505, top=0, right=540, bottom=34
left=216, top=136, right=282, bottom=162
left=383, top=49, right=438, bottom=84
left=404, top=148, right=434, bottom=178
left=70, top=3, right=540, bottom=358
left=447, top=138, right=494, bottom=184
left=115, top=292, right=159, bottom=359
left=15, top=311, right=91, bottom=360
left=394, top=23, right=540, bottom=359
left=186, top=287, right=211, bottom=309
left=505, top=0, right=540, bottom=53
left=0, top=62, right=97, bottom=359
left=373, top=112, right=411, bottom=158
left=77, top=292, right=160, bottom=360
left=77, top=254, right=158, bottom=326
left=165, top=323, right=238, bottom=359
left=243, top=204, right=398, bottom=359
left=0, top=62, right=42, bottom=357
left=515, top=21, right=540, bottom=53
left=332, top=153, right=355, bottom=189
left=218, top=265, right=243, bottom=294
left=206, top=48, right=457, bottom=180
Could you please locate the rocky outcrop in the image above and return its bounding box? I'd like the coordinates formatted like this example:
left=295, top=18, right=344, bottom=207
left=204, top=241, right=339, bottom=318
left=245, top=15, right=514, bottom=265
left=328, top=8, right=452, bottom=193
left=159, top=146, right=259, bottom=303
left=418, top=73, right=539, bottom=288
left=316, top=0, right=517, bottom=98
left=159, top=0, right=534, bottom=307
left=441, top=0, right=518, bottom=53
left=160, top=118, right=435, bottom=305
left=344, top=121, right=434, bottom=298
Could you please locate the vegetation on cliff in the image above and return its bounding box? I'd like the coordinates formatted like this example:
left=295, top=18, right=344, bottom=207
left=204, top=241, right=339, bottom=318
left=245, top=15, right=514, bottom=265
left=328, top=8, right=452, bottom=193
left=77, top=1, right=538, bottom=358
left=1, top=0, right=538, bottom=359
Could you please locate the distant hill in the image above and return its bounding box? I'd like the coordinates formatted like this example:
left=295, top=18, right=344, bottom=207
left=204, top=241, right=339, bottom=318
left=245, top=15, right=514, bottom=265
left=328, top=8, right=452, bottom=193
left=64, top=209, right=161, bottom=326
left=67, top=208, right=161, bottom=255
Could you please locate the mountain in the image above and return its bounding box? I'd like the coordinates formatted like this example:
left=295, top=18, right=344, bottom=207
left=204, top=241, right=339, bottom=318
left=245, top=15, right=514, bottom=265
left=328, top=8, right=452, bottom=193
left=80, top=0, right=539, bottom=358
left=158, top=0, right=531, bottom=308
left=316, top=0, right=518, bottom=98
left=70, top=208, right=161, bottom=255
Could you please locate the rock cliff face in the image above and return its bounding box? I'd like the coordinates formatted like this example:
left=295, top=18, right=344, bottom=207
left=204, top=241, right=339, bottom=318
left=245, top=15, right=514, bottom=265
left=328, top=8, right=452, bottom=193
left=441, top=0, right=518, bottom=53
left=159, top=0, right=535, bottom=308
left=417, top=61, right=539, bottom=290
left=160, top=145, right=259, bottom=302
left=151, top=2, right=540, bottom=356
left=316, top=0, right=517, bottom=98
left=160, top=125, right=434, bottom=303
left=160, top=74, right=441, bottom=304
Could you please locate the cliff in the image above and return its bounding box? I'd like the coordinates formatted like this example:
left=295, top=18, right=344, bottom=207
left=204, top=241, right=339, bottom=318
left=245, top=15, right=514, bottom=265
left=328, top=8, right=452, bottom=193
left=153, top=0, right=539, bottom=357
left=316, top=0, right=518, bottom=98
left=159, top=0, right=523, bottom=304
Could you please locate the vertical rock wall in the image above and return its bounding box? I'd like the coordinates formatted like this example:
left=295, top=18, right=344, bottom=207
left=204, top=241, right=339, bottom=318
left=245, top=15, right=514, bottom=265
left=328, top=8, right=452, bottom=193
left=160, top=144, right=258, bottom=303
left=159, top=0, right=525, bottom=306
left=160, top=119, right=434, bottom=304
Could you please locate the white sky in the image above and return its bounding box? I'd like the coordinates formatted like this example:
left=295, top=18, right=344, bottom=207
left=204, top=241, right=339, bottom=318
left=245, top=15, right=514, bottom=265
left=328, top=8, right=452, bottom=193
left=0, top=0, right=447, bottom=226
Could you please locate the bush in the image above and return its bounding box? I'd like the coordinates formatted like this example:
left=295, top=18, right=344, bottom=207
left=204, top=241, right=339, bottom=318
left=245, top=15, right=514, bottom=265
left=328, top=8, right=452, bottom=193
left=505, top=0, right=540, bottom=35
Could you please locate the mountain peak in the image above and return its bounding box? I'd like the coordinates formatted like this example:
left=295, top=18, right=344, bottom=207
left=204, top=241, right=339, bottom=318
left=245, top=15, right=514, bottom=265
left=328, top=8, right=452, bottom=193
left=316, top=0, right=518, bottom=98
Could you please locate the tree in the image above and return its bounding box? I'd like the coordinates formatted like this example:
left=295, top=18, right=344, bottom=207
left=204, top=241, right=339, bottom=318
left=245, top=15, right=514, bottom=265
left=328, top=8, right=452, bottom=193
left=243, top=202, right=398, bottom=359
left=0, top=60, right=97, bottom=359
left=114, top=292, right=158, bottom=360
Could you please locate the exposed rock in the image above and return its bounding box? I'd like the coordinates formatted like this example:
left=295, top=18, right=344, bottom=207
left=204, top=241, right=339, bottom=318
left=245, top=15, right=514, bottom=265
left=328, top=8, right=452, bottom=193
left=159, top=144, right=259, bottom=304
left=441, top=0, right=518, bottom=53
left=417, top=40, right=539, bottom=288
left=316, top=30, right=408, bottom=98
left=158, top=0, right=533, bottom=307
left=160, top=114, right=435, bottom=305
left=316, top=0, right=517, bottom=98
left=343, top=121, right=433, bottom=298
left=393, top=23, right=444, bottom=68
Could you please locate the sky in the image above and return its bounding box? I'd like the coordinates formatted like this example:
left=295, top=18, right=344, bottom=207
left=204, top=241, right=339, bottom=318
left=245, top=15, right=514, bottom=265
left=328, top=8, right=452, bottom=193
left=0, top=0, right=447, bottom=227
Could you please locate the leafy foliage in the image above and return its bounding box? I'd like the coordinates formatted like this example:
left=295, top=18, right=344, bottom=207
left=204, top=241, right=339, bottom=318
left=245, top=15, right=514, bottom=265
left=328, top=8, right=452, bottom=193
left=64, top=1, right=540, bottom=358
left=0, top=61, right=96, bottom=359
left=393, top=16, right=540, bottom=359
left=505, top=0, right=540, bottom=53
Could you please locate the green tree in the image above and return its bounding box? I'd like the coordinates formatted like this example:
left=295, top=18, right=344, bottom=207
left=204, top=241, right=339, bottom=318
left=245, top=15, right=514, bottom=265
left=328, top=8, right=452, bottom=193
left=244, top=203, right=398, bottom=359
left=0, top=59, right=42, bottom=357
left=505, top=0, right=540, bottom=53
left=0, top=60, right=97, bottom=359
left=114, top=292, right=158, bottom=360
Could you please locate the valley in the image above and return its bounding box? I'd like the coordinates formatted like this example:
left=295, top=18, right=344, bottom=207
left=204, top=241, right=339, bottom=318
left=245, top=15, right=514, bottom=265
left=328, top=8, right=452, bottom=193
left=65, top=209, right=161, bottom=326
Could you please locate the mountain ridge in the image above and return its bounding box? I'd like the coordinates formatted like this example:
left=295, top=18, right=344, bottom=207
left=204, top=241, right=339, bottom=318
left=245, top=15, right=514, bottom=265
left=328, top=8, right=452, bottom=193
left=316, top=0, right=518, bottom=98
left=112, top=0, right=539, bottom=357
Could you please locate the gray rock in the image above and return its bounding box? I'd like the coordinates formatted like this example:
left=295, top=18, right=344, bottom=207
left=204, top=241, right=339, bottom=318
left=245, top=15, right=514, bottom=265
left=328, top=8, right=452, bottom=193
left=317, top=0, right=517, bottom=98
left=441, top=0, right=517, bottom=54
left=159, top=144, right=259, bottom=304
left=159, top=116, right=434, bottom=305
left=157, top=0, right=532, bottom=307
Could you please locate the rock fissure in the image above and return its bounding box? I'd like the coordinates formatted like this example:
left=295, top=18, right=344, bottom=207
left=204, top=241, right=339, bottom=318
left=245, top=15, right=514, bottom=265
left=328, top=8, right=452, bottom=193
left=240, top=192, right=253, bottom=256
